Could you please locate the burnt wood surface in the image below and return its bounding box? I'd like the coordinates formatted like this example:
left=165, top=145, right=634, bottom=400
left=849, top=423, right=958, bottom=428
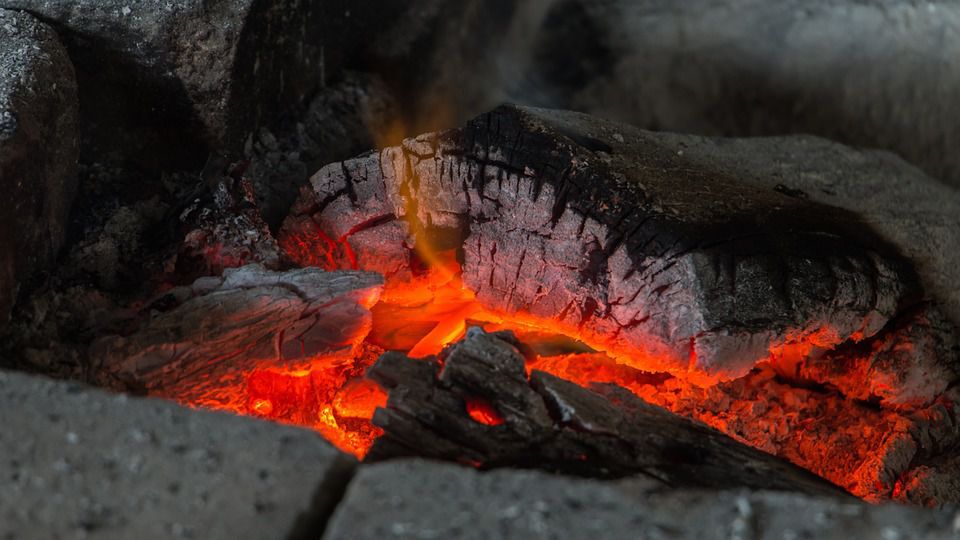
left=281, top=104, right=959, bottom=387
left=366, top=330, right=849, bottom=498
left=90, top=264, right=382, bottom=407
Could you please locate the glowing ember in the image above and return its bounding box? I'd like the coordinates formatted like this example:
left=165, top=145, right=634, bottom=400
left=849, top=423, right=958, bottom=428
left=465, top=398, right=505, bottom=426
left=176, top=205, right=934, bottom=503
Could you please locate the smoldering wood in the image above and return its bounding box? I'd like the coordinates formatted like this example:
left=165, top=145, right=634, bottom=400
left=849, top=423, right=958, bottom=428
left=280, top=104, right=960, bottom=390
left=365, top=330, right=850, bottom=498
left=790, top=305, right=960, bottom=410
left=544, top=348, right=960, bottom=504
left=91, top=265, right=383, bottom=407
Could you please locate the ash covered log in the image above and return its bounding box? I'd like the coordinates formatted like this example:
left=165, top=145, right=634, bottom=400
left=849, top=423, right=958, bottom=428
left=91, top=265, right=382, bottom=407
left=366, top=330, right=848, bottom=498
left=0, top=10, right=79, bottom=327
left=281, top=104, right=960, bottom=387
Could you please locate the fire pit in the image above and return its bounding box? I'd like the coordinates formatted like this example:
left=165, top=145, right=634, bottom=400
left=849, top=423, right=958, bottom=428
left=71, top=105, right=959, bottom=506
left=3, top=2, right=960, bottom=538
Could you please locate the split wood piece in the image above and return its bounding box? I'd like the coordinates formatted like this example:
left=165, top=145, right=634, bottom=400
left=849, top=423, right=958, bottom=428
left=281, top=104, right=958, bottom=388
left=365, top=330, right=849, bottom=498
left=91, top=264, right=383, bottom=408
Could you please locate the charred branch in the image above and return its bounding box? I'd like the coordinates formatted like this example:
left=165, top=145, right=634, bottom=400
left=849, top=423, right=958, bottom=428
left=366, top=330, right=849, bottom=498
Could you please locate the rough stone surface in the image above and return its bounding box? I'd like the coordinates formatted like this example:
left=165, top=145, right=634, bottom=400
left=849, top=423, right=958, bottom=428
left=0, top=0, right=398, bottom=168
left=522, top=0, right=960, bottom=189
left=0, top=9, right=79, bottom=327
left=0, top=369, right=355, bottom=540
left=325, top=459, right=960, bottom=539
left=281, top=104, right=960, bottom=386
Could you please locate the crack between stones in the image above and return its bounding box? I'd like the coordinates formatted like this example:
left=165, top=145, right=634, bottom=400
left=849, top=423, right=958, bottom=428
left=286, top=454, right=357, bottom=540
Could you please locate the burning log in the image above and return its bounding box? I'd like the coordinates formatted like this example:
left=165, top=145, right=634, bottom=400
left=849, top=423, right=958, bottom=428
left=532, top=350, right=960, bottom=504
left=91, top=265, right=383, bottom=408
left=0, top=10, right=78, bottom=327
left=280, top=104, right=958, bottom=387
left=278, top=104, right=960, bottom=503
left=366, top=330, right=849, bottom=498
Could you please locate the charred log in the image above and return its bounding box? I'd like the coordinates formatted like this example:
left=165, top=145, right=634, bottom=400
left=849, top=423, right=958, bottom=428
left=90, top=265, right=382, bottom=408
left=366, top=330, right=848, bottom=498
left=280, top=104, right=958, bottom=388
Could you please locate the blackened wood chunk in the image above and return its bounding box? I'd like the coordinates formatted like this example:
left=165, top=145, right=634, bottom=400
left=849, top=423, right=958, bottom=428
left=0, top=10, right=79, bottom=327
left=282, top=104, right=959, bottom=388
left=366, top=330, right=848, bottom=498
left=91, top=265, right=382, bottom=407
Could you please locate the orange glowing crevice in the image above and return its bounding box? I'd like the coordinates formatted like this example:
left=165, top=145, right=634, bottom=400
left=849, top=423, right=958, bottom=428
left=466, top=397, right=506, bottom=426
left=179, top=244, right=884, bottom=489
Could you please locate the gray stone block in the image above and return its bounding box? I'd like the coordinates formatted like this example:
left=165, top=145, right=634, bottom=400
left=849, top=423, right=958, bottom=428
left=524, top=0, right=960, bottom=189
left=0, top=369, right=355, bottom=540
left=0, top=0, right=370, bottom=167
left=0, top=9, right=79, bottom=327
left=326, top=459, right=960, bottom=539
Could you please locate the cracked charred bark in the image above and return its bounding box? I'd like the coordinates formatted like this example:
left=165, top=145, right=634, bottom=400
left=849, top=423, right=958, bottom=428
left=280, top=104, right=960, bottom=504
left=281, top=104, right=958, bottom=387
left=365, top=330, right=849, bottom=498
left=90, top=265, right=383, bottom=408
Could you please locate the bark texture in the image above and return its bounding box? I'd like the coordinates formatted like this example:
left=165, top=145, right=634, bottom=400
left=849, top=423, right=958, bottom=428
left=91, top=265, right=383, bottom=408
left=366, top=330, right=849, bottom=498
left=0, top=9, right=79, bottom=327
left=281, top=104, right=959, bottom=387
